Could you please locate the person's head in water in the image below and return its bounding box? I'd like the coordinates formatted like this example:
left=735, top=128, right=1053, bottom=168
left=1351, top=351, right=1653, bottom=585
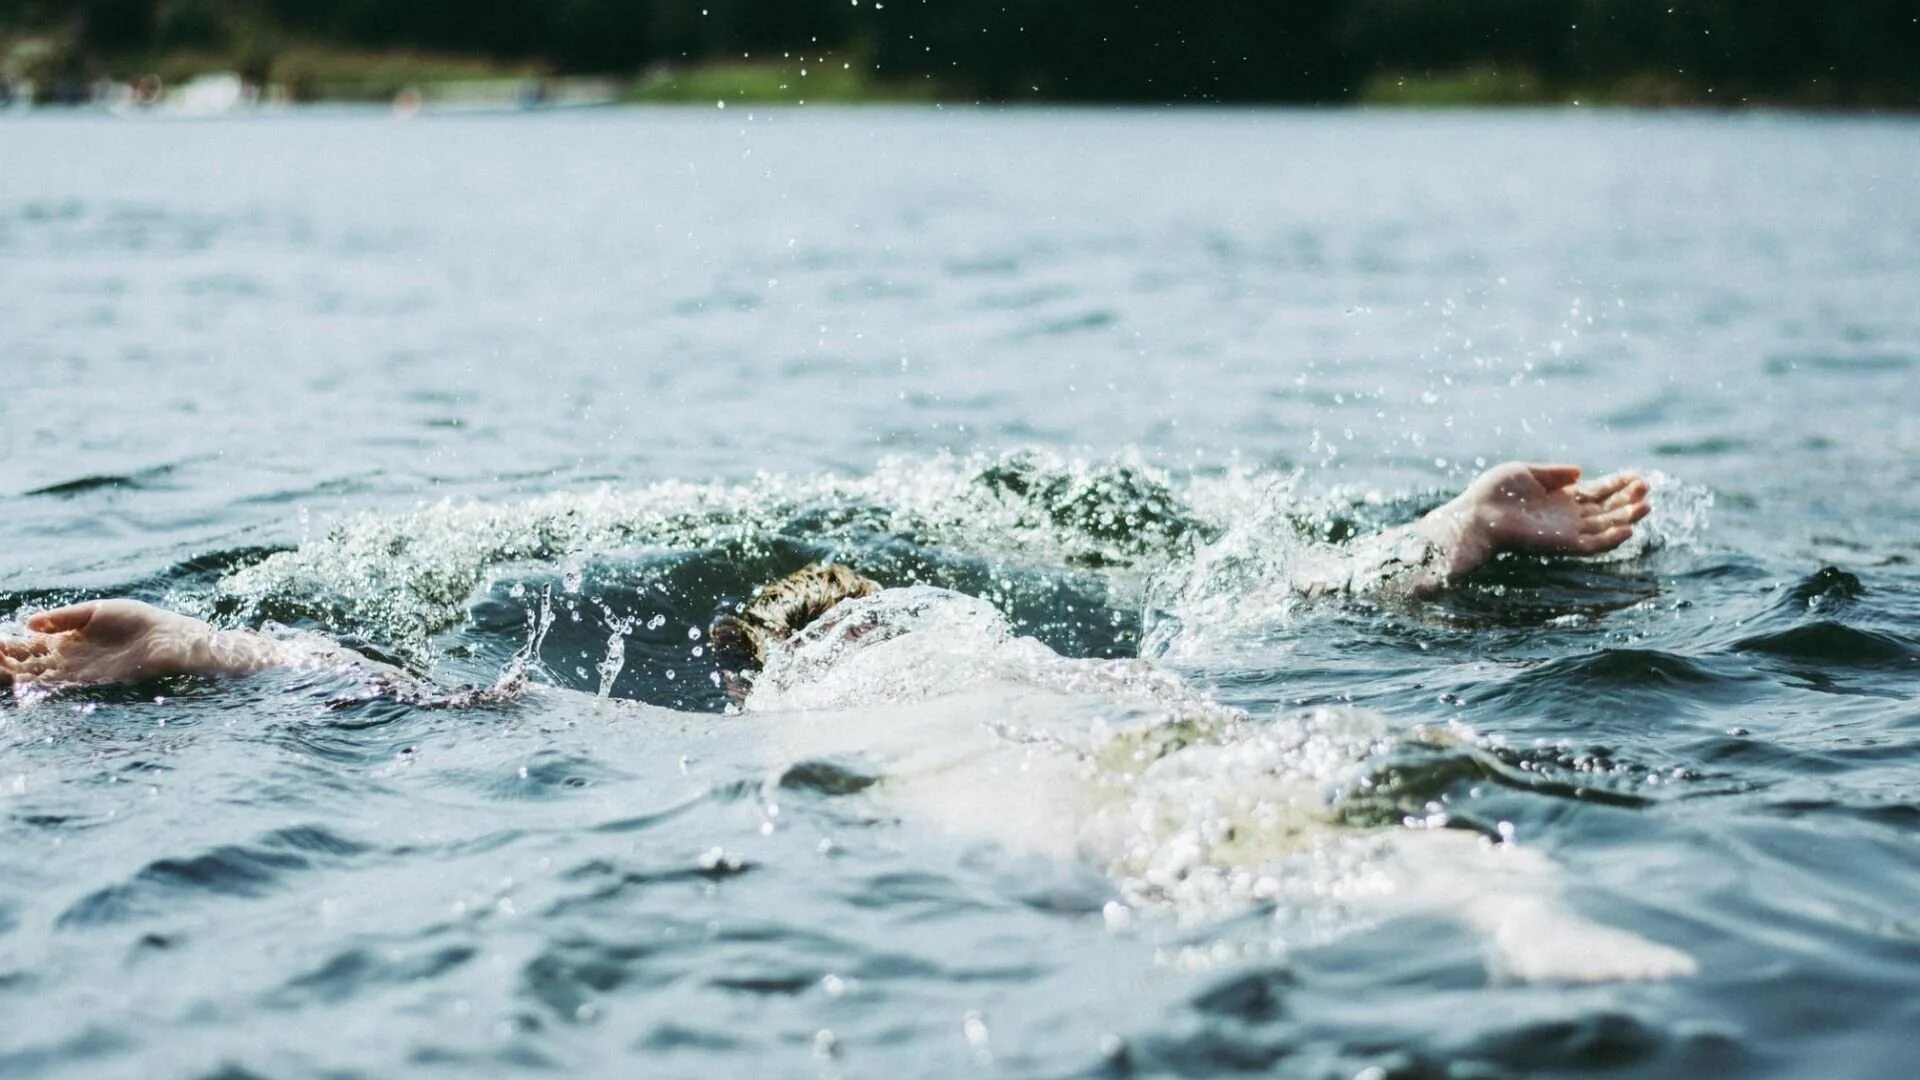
left=710, top=563, right=881, bottom=703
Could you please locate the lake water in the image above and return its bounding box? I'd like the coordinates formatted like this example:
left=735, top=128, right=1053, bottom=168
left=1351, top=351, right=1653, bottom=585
left=2, top=107, right=1918, bottom=1078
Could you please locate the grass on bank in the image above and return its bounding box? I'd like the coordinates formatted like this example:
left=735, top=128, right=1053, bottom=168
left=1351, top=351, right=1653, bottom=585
left=1359, top=65, right=1711, bottom=107
left=623, top=56, right=943, bottom=105
left=269, top=47, right=543, bottom=102
left=1357, top=64, right=1903, bottom=108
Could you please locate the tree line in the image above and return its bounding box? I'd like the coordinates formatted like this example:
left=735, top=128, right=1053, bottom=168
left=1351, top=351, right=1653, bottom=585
left=22, top=0, right=1920, bottom=105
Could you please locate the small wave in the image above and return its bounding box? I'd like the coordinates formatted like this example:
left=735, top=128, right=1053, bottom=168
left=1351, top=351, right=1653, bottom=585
left=1765, top=352, right=1914, bottom=376
left=775, top=757, right=882, bottom=796
left=431, top=749, right=637, bottom=802
left=1784, top=566, right=1867, bottom=608
left=20, top=460, right=193, bottom=499
left=1474, top=648, right=1762, bottom=717
left=23, top=475, right=144, bottom=498
left=1653, top=435, right=1750, bottom=458
left=1336, top=732, right=1658, bottom=827
left=1448, top=1010, right=1741, bottom=1073
left=0, top=1027, right=136, bottom=1080
left=1757, top=798, right=1920, bottom=830
left=1733, top=622, right=1919, bottom=667
left=56, top=825, right=370, bottom=928
left=635, top=1024, right=744, bottom=1053
left=1188, top=965, right=1293, bottom=1022
left=270, top=940, right=479, bottom=1008
left=520, top=936, right=657, bottom=1025
left=1014, top=308, right=1120, bottom=338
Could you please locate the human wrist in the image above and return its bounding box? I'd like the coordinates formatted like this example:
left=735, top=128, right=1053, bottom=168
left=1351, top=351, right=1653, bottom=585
left=176, top=622, right=288, bottom=677
left=1414, top=495, right=1492, bottom=583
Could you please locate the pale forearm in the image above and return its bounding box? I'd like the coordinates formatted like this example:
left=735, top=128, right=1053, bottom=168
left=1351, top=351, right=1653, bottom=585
left=175, top=622, right=412, bottom=685
left=176, top=625, right=303, bottom=677
left=1403, top=493, right=1498, bottom=587
left=1292, top=499, right=1484, bottom=601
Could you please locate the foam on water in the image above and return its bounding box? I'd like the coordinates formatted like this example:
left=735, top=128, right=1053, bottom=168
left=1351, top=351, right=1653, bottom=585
left=736, top=582, right=1695, bottom=982
left=208, top=452, right=1205, bottom=666
left=209, top=451, right=1707, bottom=675
left=743, top=585, right=1395, bottom=931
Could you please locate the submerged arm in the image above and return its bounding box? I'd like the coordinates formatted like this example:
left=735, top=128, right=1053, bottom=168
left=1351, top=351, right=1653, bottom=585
left=1301, top=463, right=1651, bottom=599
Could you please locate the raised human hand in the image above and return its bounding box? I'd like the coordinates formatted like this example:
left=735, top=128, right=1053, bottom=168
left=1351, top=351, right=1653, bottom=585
left=1465, top=462, right=1651, bottom=557
left=1411, top=462, right=1653, bottom=585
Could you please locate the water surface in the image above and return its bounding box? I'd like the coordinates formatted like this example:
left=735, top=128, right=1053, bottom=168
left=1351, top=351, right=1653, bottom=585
left=2, top=108, right=1918, bottom=1078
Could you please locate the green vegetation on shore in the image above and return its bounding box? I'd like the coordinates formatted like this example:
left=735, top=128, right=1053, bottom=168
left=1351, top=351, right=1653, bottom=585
left=623, top=55, right=945, bottom=106
left=2, top=0, right=1914, bottom=110
left=1356, top=66, right=1848, bottom=109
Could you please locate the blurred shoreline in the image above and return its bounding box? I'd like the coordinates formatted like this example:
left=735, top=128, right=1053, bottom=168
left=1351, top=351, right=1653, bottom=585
left=3, top=39, right=1914, bottom=116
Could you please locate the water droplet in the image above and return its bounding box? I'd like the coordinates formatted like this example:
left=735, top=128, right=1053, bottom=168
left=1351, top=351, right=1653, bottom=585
left=962, top=1011, right=990, bottom=1052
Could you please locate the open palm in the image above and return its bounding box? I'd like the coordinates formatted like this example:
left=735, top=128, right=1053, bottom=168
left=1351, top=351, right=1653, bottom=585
left=0, top=600, right=205, bottom=689
left=1467, top=462, right=1650, bottom=557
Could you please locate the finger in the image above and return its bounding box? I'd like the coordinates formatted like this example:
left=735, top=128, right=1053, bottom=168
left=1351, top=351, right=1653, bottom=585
left=0, top=638, right=49, bottom=661
left=1582, top=501, right=1651, bottom=532
left=11, top=655, right=53, bottom=678
left=1574, top=525, right=1634, bottom=554
left=0, top=655, right=40, bottom=687
left=1575, top=472, right=1636, bottom=504
left=1600, top=478, right=1650, bottom=511
left=1527, top=464, right=1582, bottom=491
left=26, top=603, right=100, bottom=635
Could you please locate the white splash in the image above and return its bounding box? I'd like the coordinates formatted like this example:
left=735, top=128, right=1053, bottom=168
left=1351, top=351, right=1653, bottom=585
left=744, top=584, right=1697, bottom=982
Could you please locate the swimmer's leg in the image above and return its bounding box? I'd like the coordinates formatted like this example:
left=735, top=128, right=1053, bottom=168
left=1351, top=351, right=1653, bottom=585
left=1383, top=829, right=1696, bottom=983
left=1311, top=462, right=1651, bottom=598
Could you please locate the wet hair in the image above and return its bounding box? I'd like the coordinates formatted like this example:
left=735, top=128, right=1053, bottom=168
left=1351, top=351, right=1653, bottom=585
left=710, top=563, right=881, bottom=703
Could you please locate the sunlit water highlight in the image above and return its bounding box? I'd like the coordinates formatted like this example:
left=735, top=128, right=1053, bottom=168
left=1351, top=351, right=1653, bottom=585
left=2, top=109, right=1918, bottom=1079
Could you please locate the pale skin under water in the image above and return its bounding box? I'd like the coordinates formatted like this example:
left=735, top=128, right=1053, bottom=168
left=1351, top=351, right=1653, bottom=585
left=0, top=462, right=1680, bottom=981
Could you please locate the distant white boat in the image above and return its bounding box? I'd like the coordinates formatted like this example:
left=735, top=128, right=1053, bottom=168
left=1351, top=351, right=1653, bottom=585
left=110, top=73, right=268, bottom=119
left=170, top=73, right=248, bottom=115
